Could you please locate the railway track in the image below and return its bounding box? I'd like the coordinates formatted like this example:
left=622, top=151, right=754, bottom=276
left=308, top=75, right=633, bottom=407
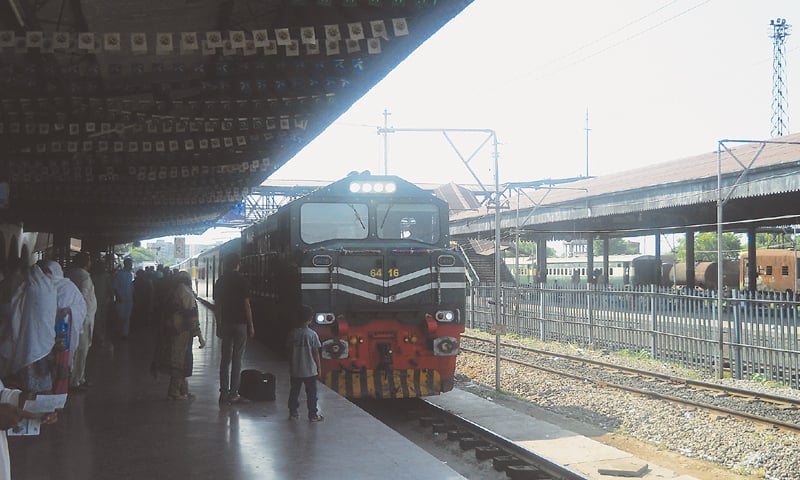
left=354, top=398, right=590, bottom=480
left=461, top=333, right=800, bottom=433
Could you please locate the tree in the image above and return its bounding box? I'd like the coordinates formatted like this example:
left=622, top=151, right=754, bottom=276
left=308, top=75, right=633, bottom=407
left=504, top=240, right=556, bottom=258
left=674, top=232, right=742, bottom=262
left=127, top=245, right=157, bottom=265
left=592, top=238, right=640, bottom=255
left=754, top=231, right=796, bottom=250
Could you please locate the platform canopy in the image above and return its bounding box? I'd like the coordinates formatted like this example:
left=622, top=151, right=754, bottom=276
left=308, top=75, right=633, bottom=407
left=0, top=0, right=472, bottom=245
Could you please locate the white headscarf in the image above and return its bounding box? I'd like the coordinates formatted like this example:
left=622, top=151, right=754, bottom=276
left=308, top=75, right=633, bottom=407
left=44, top=261, right=86, bottom=360
left=0, top=265, right=57, bottom=376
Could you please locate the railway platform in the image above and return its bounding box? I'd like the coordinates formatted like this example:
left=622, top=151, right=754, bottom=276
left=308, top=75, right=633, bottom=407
left=427, top=389, right=698, bottom=480
left=8, top=302, right=464, bottom=480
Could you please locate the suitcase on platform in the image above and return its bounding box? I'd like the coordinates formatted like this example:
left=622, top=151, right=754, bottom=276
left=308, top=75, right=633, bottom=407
left=239, top=369, right=276, bottom=401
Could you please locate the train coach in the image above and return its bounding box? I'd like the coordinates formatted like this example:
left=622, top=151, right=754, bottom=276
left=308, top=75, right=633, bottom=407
left=177, top=237, right=240, bottom=300
left=740, top=249, right=800, bottom=294
left=661, top=260, right=739, bottom=291
left=507, top=254, right=662, bottom=287
left=183, top=173, right=468, bottom=399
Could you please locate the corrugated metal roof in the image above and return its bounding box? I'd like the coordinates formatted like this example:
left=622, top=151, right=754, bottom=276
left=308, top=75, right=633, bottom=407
left=450, top=133, right=800, bottom=238
left=0, top=0, right=473, bottom=245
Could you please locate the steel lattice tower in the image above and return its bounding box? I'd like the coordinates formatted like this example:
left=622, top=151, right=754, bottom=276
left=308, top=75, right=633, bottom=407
left=770, top=18, right=791, bottom=137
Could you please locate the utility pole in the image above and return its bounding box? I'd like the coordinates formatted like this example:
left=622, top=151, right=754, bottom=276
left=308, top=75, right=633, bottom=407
left=584, top=108, right=591, bottom=177
left=770, top=18, right=791, bottom=137
left=381, top=108, right=391, bottom=175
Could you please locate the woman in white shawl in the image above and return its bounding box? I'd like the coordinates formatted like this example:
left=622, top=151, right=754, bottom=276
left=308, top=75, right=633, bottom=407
left=0, top=261, right=86, bottom=394
left=0, top=264, right=57, bottom=392
left=41, top=261, right=86, bottom=394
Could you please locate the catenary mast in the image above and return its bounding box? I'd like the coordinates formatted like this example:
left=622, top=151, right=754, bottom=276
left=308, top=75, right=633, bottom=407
left=770, top=18, right=791, bottom=137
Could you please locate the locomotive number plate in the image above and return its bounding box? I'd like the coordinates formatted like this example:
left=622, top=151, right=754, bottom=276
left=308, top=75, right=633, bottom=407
left=369, top=268, right=400, bottom=279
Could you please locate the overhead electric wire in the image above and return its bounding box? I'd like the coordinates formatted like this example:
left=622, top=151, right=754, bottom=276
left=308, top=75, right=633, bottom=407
left=510, top=0, right=681, bottom=84
left=507, top=0, right=714, bottom=86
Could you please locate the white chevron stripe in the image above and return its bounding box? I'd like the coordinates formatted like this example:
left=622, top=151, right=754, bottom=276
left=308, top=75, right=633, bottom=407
left=302, top=267, right=330, bottom=274
left=387, top=267, right=430, bottom=286
left=438, top=266, right=466, bottom=274
left=391, top=284, right=434, bottom=301
left=302, top=281, right=466, bottom=303
left=301, top=266, right=385, bottom=286
left=337, top=283, right=382, bottom=301
left=301, top=283, right=380, bottom=301
left=336, top=267, right=385, bottom=286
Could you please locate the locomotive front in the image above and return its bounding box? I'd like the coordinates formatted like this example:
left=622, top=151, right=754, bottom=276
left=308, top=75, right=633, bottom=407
left=297, top=174, right=467, bottom=398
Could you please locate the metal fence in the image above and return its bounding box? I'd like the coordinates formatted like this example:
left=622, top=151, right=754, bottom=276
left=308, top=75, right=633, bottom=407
left=466, top=283, right=800, bottom=389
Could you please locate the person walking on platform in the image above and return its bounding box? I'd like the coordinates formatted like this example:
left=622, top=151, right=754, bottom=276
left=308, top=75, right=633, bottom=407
left=131, top=268, right=154, bottom=331
left=112, top=258, right=134, bottom=340
left=153, top=271, right=205, bottom=400
left=90, top=255, right=113, bottom=352
left=286, top=305, right=323, bottom=422
left=66, top=253, right=97, bottom=392
left=214, top=253, right=254, bottom=405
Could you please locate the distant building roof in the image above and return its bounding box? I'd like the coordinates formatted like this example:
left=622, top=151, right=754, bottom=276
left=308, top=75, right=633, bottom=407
left=434, top=183, right=481, bottom=211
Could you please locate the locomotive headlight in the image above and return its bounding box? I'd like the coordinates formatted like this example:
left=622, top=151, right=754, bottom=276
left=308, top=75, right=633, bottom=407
left=433, top=336, right=459, bottom=356
left=348, top=181, right=397, bottom=194
left=315, top=312, right=335, bottom=325
left=435, top=310, right=455, bottom=322
left=321, top=339, right=349, bottom=359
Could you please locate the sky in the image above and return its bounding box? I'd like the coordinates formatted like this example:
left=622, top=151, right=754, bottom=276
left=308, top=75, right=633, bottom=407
left=153, top=0, right=800, bottom=247
left=274, top=0, right=800, bottom=184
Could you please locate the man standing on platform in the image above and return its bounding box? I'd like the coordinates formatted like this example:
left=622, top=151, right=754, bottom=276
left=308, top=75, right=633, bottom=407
left=67, top=252, right=97, bottom=391
left=214, top=253, right=254, bottom=404
left=112, top=258, right=134, bottom=340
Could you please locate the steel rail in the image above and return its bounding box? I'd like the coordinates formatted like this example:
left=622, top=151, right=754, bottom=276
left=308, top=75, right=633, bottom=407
left=462, top=333, right=800, bottom=406
left=460, top=344, right=800, bottom=434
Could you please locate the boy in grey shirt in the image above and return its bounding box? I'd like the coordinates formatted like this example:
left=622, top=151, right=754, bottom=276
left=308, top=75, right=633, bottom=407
left=286, top=305, right=323, bottom=421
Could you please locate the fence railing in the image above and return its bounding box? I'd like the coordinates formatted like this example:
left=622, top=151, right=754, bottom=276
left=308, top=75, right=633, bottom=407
left=466, top=283, right=800, bottom=389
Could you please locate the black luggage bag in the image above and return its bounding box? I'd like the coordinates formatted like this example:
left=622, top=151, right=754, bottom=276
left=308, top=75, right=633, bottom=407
left=239, top=369, right=276, bottom=401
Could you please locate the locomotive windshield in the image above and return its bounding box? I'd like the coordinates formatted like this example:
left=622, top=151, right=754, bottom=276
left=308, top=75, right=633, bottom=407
left=300, top=203, right=369, bottom=243
left=377, top=203, right=440, bottom=244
